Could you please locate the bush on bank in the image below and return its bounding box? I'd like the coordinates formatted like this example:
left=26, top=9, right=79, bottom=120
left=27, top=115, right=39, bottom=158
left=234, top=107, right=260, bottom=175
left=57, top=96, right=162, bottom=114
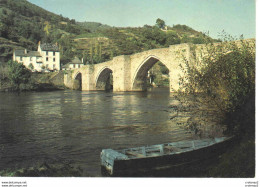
left=0, top=60, right=64, bottom=91
left=179, top=36, right=255, bottom=136
left=178, top=35, right=255, bottom=177
left=7, top=60, right=32, bottom=90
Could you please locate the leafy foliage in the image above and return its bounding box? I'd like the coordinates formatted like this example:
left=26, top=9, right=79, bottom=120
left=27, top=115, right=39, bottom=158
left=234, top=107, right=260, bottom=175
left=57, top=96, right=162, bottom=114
left=0, top=0, right=90, bottom=62
left=77, top=22, right=111, bottom=32
left=179, top=36, right=255, bottom=136
left=148, top=62, right=169, bottom=87
left=7, top=60, right=31, bottom=89
left=178, top=36, right=255, bottom=177
left=156, top=18, right=166, bottom=29
left=0, top=0, right=216, bottom=66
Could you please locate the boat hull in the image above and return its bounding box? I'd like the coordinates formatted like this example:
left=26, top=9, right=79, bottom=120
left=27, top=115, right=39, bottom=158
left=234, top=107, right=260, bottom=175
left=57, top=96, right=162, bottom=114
left=101, top=137, right=235, bottom=177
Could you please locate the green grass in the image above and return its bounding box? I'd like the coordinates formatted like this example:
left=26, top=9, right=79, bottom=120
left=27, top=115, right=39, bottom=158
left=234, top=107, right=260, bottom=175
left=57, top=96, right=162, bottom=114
left=74, top=32, right=106, bottom=39
left=207, top=138, right=255, bottom=177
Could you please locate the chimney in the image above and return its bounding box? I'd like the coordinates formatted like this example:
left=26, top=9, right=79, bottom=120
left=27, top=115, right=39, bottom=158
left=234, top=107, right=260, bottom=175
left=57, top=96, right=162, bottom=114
left=24, top=49, right=27, bottom=54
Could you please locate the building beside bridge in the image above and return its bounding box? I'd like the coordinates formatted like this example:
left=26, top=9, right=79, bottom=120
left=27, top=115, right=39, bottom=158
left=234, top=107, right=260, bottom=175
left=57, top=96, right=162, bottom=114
left=62, top=57, right=84, bottom=70
left=13, top=42, right=60, bottom=72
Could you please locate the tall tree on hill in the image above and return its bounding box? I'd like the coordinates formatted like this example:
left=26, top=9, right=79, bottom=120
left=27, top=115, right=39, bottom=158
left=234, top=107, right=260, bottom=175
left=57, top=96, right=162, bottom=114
left=156, top=18, right=166, bottom=29
left=44, top=21, right=51, bottom=35
left=89, top=44, right=93, bottom=64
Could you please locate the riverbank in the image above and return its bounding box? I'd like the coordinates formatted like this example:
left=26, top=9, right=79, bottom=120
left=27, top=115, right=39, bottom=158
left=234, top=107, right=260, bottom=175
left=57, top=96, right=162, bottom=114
left=0, top=137, right=254, bottom=177
left=0, top=71, right=65, bottom=92
left=166, top=94, right=255, bottom=178
left=207, top=136, right=255, bottom=177
left=0, top=162, right=86, bottom=177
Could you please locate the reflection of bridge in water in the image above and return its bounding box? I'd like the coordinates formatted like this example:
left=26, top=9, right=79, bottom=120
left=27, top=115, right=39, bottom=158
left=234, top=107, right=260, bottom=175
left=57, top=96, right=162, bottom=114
left=64, top=39, right=254, bottom=92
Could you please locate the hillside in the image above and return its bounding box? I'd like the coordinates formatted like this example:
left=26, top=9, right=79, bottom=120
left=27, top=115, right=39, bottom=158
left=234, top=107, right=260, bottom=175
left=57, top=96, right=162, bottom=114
left=72, top=25, right=217, bottom=64
left=77, top=22, right=111, bottom=32
left=0, top=0, right=89, bottom=62
left=0, top=0, right=217, bottom=65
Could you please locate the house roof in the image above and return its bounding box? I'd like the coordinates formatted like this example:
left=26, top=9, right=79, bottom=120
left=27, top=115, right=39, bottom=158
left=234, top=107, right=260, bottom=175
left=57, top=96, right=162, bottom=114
left=70, top=57, right=83, bottom=64
left=62, top=63, right=70, bottom=68
left=27, top=51, right=41, bottom=57
left=15, top=50, right=26, bottom=56
left=40, top=43, right=59, bottom=51
left=15, top=50, right=41, bottom=57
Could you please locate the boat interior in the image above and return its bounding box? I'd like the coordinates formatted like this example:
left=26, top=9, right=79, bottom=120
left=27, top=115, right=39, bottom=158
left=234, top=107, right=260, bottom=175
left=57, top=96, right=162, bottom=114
left=118, top=137, right=227, bottom=159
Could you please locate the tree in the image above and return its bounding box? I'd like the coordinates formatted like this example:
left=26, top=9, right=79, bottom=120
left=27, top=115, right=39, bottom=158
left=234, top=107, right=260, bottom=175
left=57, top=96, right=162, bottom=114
left=70, top=19, right=76, bottom=24
left=192, top=36, right=206, bottom=44
left=110, top=50, right=114, bottom=60
left=28, top=63, right=34, bottom=71
left=165, top=31, right=181, bottom=45
left=44, top=21, right=51, bottom=35
left=8, top=60, right=31, bottom=89
left=179, top=36, right=255, bottom=135
left=156, top=18, right=166, bottom=29
left=89, top=44, right=93, bottom=64
left=0, top=10, right=15, bottom=39
left=41, top=65, right=46, bottom=72
left=0, top=22, right=8, bottom=38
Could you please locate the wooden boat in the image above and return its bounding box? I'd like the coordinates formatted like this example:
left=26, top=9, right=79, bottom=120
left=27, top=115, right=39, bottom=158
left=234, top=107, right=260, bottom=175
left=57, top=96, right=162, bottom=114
left=100, top=136, right=235, bottom=176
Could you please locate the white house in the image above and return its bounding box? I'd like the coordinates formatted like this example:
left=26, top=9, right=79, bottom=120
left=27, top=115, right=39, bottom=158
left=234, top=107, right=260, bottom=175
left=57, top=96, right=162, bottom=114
left=62, top=57, right=84, bottom=70
left=13, top=42, right=60, bottom=72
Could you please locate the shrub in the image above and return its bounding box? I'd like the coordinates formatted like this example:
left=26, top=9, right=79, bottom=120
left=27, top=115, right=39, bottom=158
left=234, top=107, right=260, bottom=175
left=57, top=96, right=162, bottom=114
left=179, top=36, right=255, bottom=136
left=7, top=60, right=31, bottom=90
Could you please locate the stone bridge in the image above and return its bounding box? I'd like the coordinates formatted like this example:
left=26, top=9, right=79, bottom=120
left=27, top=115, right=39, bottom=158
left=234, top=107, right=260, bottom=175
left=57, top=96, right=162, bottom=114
left=64, top=39, right=254, bottom=92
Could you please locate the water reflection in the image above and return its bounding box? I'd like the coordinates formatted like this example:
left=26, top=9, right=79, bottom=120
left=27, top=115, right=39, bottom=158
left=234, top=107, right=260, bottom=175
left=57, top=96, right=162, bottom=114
left=0, top=88, right=223, bottom=176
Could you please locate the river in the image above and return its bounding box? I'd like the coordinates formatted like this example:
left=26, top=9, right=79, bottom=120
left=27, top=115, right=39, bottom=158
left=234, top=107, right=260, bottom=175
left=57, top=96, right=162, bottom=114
left=0, top=88, right=224, bottom=176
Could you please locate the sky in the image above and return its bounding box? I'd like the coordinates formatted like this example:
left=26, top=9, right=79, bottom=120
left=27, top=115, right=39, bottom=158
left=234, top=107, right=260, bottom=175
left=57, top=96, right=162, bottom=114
left=27, top=0, right=256, bottom=39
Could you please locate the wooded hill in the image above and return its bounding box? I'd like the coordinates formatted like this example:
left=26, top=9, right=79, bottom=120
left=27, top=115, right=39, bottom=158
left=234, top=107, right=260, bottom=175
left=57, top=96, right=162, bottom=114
left=0, top=0, right=218, bottom=65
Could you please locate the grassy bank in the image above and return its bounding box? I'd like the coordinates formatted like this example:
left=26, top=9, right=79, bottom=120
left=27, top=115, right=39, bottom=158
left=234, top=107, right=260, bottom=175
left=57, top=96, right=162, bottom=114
left=207, top=137, right=255, bottom=177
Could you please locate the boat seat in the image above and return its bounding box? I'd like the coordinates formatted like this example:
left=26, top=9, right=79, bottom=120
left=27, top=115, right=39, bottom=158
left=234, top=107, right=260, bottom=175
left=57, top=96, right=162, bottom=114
left=164, top=146, right=182, bottom=152
left=125, top=151, right=145, bottom=158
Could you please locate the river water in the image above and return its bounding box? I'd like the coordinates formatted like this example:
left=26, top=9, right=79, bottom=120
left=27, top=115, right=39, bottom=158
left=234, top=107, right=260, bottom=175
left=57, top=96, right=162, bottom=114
left=0, top=88, right=224, bottom=176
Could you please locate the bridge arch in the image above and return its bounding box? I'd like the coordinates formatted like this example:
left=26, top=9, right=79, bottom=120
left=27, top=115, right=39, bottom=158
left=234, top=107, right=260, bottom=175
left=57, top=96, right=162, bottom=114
left=73, top=71, right=82, bottom=90
left=132, top=55, right=170, bottom=91
left=96, top=67, right=113, bottom=90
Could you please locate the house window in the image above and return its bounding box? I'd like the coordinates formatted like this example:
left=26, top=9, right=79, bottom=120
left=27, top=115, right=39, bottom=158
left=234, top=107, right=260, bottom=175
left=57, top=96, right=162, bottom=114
left=53, top=64, right=56, bottom=69
left=46, top=64, right=49, bottom=69
left=46, top=57, right=48, bottom=61
left=73, top=64, right=75, bottom=68
left=53, top=52, right=55, bottom=56
left=46, top=51, right=48, bottom=55
left=20, top=57, right=22, bottom=61
left=53, top=58, right=55, bottom=62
